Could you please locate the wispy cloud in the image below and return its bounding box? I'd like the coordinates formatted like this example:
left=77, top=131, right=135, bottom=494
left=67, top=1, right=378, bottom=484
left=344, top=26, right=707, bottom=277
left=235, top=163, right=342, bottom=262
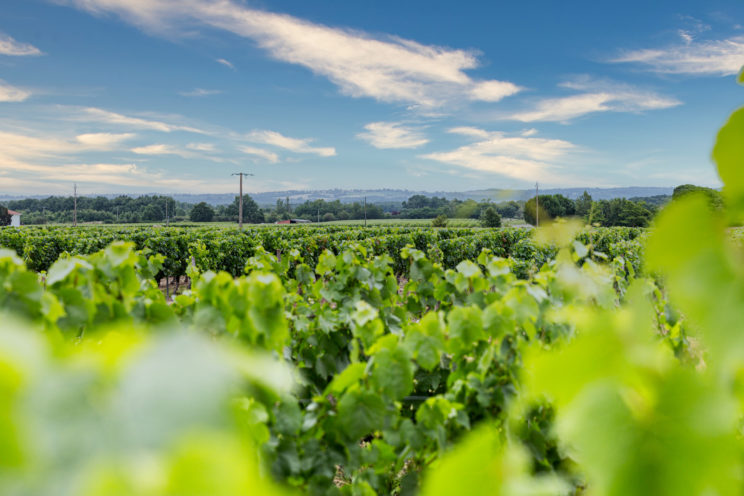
left=506, top=78, right=680, bottom=122
left=77, top=107, right=208, bottom=134
left=216, top=58, right=235, bottom=69
left=238, top=145, right=279, bottom=163
left=130, top=142, right=222, bottom=161
left=611, top=34, right=744, bottom=76
left=0, top=33, right=42, bottom=56
left=421, top=127, right=577, bottom=182
left=186, top=142, right=216, bottom=152
left=246, top=130, right=335, bottom=157
left=447, top=126, right=490, bottom=139
left=131, top=144, right=182, bottom=155
left=0, top=80, right=31, bottom=102
left=58, top=0, right=521, bottom=107
left=76, top=132, right=135, bottom=147
left=0, top=130, right=131, bottom=161
left=357, top=121, right=429, bottom=149
left=0, top=129, right=297, bottom=194
left=179, top=88, right=222, bottom=97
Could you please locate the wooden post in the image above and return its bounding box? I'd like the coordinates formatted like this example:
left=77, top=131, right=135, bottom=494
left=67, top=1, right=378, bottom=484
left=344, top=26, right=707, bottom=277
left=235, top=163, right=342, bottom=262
left=232, top=172, right=253, bottom=230
left=73, top=183, right=77, bottom=227
left=238, top=174, right=243, bottom=230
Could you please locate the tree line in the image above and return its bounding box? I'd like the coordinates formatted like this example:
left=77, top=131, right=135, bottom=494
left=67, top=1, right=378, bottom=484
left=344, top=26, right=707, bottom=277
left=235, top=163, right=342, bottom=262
left=524, top=191, right=658, bottom=227
left=2, top=185, right=721, bottom=227
left=522, top=184, right=722, bottom=227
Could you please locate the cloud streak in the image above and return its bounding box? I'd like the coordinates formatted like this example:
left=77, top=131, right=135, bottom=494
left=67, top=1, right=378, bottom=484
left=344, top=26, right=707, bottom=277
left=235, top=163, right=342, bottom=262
left=179, top=88, right=222, bottom=97
left=421, top=127, right=576, bottom=182
left=0, top=129, right=229, bottom=193
left=611, top=34, right=744, bottom=76
left=246, top=129, right=336, bottom=157
left=77, top=107, right=208, bottom=134
left=216, top=58, right=235, bottom=69
left=58, top=0, right=521, bottom=107
left=0, top=33, right=42, bottom=56
left=131, top=142, right=224, bottom=161
left=506, top=78, right=680, bottom=122
left=0, top=80, right=31, bottom=102
left=238, top=145, right=280, bottom=163
left=357, top=121, right=429, bottom=149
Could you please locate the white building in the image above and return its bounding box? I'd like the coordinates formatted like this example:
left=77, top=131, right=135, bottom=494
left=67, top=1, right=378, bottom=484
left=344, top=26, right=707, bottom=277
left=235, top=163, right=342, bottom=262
left=8, top=210, right=20, bottom=227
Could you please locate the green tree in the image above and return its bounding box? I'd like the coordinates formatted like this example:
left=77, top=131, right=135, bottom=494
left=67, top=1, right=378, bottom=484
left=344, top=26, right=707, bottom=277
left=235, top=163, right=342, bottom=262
left=229, top=195, right=265, bottom=224
left=587, top=201, right=605, bottom=226
left=189, top=202, right=215, bottom=222
left=672, top=184, right=724, bottom=211
left=480, top=207, right=501, bottom=227
left=575, top=191, right=593, bottom=218
left=0, top=205, right=11, bottom=226
left=142, top=204, right=163, bottom=222
left=454, top=199, right=479, bottom=219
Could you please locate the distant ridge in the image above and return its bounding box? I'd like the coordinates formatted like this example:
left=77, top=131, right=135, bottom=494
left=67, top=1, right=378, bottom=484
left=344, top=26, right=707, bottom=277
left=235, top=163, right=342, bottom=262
left=0, top=187, right=674, bottom=206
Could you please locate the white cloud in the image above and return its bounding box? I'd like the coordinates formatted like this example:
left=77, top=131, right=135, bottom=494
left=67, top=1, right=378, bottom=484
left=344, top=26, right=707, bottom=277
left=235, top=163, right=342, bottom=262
left=447, top=126, right=490, bottom=138
left=216, top=58, right=235, bottom=69
left=0, top=80, right=31, bottom=102
left=0, top=130, right=131, bottom=160
left=357, top=122, right=428, bottom=149
left=58, top=0, right=521, bottom=107
left=77, top=107, right=207, bottom=133
left=186, top=142, right=216, bottom=152
left=611, top=34, right=744, bottom=76
left=469, top=81, right=521, bottom=102
left=76, top=132, right=135, bottom=147
left=421, top=128, right=576, bottom=182
left=131, top=144, right=180, bottom=155
left=246, top=130, right=336, bottom=157
left=130, top=142, right=224, bottom=161
left=0, top=128, right=299, bottom=194
left=507, top=79, right=680, bottom=122
left=0, top=33, right=42, bottom=56
left=179, top=88, right=222, bottom=97
left=238, top=145, right=279, bottom=163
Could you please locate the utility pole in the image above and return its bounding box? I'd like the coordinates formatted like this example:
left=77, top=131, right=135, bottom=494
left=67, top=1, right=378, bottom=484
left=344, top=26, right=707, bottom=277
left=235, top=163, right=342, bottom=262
left=364, top=196, right=367, bottom=227
left=165, top=197, right=169, bottom=227
left=232, top=172, right=254, bottom=230
left=73, top=183, right=78, bottom=227
left=317, top=207, right=320, bottom=223
left=535, top=182, right=539, bottom=228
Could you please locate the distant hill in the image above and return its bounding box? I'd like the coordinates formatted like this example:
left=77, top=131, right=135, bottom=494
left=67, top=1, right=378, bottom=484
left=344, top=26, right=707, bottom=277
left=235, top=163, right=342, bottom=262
left=0, top=187, right=674, bottom=207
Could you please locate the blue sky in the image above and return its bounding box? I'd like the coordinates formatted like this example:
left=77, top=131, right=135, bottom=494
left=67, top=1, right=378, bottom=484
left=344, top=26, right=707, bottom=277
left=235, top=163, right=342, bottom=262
left=1, top=0, right=743, bottom=195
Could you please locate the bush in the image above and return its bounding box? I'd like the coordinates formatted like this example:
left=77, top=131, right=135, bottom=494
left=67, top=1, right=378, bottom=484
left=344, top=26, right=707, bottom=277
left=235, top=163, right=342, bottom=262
left=480, top=207, right=501, bottom=228
left=322, top=212, right=336, bottom=222
left=432, top=214, right=448, bottom=227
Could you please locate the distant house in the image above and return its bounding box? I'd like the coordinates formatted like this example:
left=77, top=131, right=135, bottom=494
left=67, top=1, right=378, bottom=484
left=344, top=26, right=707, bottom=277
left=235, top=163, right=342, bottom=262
left=275, top=218, right=312, bottom=224
left=8, top=210, right=20, bottom=227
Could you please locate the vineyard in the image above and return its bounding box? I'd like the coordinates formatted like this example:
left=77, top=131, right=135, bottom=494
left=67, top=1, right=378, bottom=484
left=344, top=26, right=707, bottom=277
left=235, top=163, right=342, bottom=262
left=0, top=106, right=743, bottom=496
